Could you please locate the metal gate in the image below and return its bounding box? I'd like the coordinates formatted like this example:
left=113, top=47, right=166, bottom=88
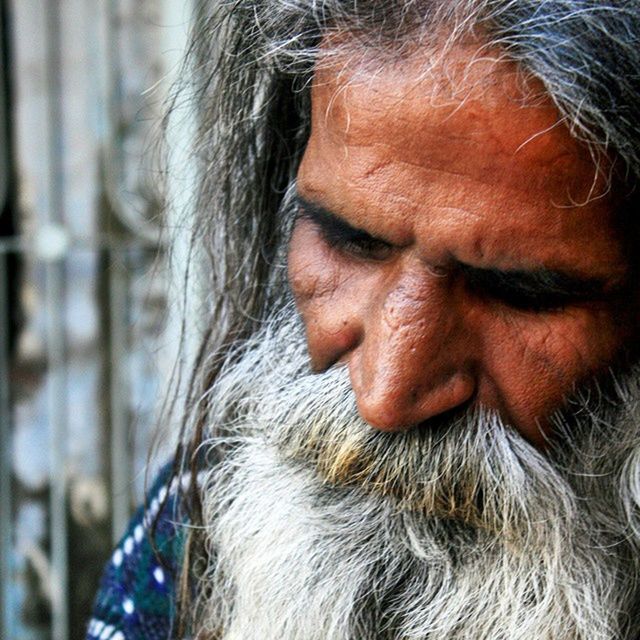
left=0, top=1, right=196, bottom=638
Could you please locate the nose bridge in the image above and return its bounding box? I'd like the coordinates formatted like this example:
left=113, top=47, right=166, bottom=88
left=377, top=266, right=455, bottom=383
left=352, top=263, right=474, bottom=431
left=381, top=268, right=451, bottom=344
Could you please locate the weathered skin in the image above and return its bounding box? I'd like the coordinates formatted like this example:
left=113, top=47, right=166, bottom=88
left=289, top=41, right=639, bottom=447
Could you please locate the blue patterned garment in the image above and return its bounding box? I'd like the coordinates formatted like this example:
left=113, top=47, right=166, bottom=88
left=86, top=466, right=194, bottom=640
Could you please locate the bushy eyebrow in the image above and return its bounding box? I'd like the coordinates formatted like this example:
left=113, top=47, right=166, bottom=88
left=294, top=192, right=623, bottom=304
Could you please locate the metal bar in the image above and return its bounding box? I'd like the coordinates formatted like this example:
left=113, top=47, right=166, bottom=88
left=0, top=235, right=158, bottom=254
left=45, top=258, right=69, bottom=640
left=106, top=0, right=122, bottom=164
left=103, top=0, right=138, bottom=543
left=45, top=0, right=64, bottom=226
left=109, top=248, right=131, bottom=543
left=44, top=0, right=69, bottom=637
left=0, top=0, right=10, bottom=215
left=0, top=252, right=14, bottom=640
left=0, top=2, right=11, bottom=635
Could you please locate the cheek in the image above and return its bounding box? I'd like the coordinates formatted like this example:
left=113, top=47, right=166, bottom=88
left=478, top=305, right=633, bottom=437
left=287, top=221, right=370, bottom=368
left=287, top=219, right=349, bottom=310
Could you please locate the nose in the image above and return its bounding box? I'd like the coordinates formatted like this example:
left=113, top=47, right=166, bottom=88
left=348, top=266, right=476, bottom=432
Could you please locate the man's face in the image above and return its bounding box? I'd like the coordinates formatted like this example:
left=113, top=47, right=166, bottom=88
left=290, top=42, right=639, bottom=447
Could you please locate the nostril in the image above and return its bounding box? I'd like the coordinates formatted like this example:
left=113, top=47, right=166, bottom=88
left=412, top=398, right=476, bottom=437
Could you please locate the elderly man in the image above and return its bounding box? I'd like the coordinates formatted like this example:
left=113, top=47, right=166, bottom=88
left=88, top=1, right=640, bottom=639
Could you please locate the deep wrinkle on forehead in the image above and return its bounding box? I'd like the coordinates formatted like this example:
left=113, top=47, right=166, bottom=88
left=299, top=39, right=631, bottom=283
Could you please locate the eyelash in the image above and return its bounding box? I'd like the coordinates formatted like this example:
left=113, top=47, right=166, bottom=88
left=300, top=210, right=394, bottom=261
left=329, top=234, right=393, bottom=261
left=463, top=272, right=570, bottom=313
left=484, top=288, right=567, bottom=313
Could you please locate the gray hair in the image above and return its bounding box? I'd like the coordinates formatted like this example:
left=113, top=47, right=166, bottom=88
left=168, top=0, right=640, bottom=630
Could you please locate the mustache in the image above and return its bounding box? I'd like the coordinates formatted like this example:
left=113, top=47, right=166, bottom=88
left=256, top=359, right=572, bottom=541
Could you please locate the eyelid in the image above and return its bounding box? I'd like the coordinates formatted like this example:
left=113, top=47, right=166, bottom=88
left=460, top=264, right=608, bottom=313
left=296, top=199, right=394, bottom=260
left=295, top=198, right=371, bottom=239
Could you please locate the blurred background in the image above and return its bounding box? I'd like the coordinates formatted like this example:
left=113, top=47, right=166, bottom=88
left=0, top=1, right=200, bottom=638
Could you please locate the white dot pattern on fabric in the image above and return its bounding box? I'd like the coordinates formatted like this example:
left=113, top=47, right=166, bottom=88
left=100, top=624, right=114, bottom=639
left=123, top=537, right=134, bottom=555
left=180, top=473, right=192, bottom=491
left=112, top=549, right=123, bottom=568
left=88, top=619, right=125, bottom=640
left=89, top=472, right=209, bottom=640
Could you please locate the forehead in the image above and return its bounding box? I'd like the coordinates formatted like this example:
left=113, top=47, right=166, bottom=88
left=308, top=40, right=595, bottom=177
left=298, top=40, right=630, bottom=278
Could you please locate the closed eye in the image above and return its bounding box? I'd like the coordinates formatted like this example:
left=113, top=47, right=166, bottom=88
left=460, top=264, right=612, bottom=313
left=296, top=196, right=393, bottom=261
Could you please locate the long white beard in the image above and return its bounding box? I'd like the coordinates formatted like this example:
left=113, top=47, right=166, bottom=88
left=194, top=306, right=640, bottom=639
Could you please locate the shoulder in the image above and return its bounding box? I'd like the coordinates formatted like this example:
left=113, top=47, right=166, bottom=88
left=86, top=463, right=200, bottom=640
